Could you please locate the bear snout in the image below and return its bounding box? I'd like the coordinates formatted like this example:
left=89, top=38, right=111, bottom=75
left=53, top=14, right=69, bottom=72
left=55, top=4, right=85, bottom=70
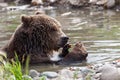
left=61, top=37, right=69, bottom=41
left=61, top=37, right=69, bottom=46
left=58, top=37, right=69, bottom=48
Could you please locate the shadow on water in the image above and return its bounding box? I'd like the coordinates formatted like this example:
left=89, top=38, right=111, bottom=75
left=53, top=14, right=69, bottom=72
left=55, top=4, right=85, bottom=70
left=0, top=7, right=120, bottom=71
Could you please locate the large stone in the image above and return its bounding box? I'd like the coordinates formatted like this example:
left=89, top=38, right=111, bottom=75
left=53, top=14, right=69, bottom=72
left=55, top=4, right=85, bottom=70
left=29, top=69, right=40, bottom=78
left=95, top=64, right=120, bottom=80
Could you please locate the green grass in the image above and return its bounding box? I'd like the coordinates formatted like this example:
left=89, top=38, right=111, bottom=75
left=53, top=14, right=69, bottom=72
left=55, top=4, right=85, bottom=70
left=4, top=54, right=24, bottom=80
left=0, top=53, right=31, bottom=80
left=39, top=76, right=47, bottom=80
left=0, top=53, right=48, bottom=80
left=24, top=55, right=30, bottom=75
left=4, top=61, right=22, bottom=80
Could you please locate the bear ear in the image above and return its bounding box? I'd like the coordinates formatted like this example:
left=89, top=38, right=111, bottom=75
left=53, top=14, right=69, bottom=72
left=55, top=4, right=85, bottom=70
left=35, top=11, right=45, bottom=15
left=21, top=15, right=32, bottom=23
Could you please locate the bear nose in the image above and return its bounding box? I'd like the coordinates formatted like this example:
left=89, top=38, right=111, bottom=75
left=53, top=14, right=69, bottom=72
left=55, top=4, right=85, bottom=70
left=62, top=37, right=69, bottom=40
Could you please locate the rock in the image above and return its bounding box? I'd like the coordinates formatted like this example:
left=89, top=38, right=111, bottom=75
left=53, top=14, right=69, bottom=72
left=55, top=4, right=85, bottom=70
left=80, top=67, right=94, bottom=78
left=29, top=69, right=40, bottom=78
left=22, top=75, right=32, bottom=80
left=31, top=0, right=43, bottom=6
left=91, top=63, right=103, bottom=70
left=0, top=3, right=8, bottom=8
left=59, top=69, right=74, bottom=79
left=116, top=62, right=120, bottom=67
left=94, top=73, right=102, bottom=79
left=89, top=0, right=115, bottom=8
left=69, top=0, right=88, bottom=7
left=58, top=68, right=83, bottom=80
left=33, top=76, right=49, bottom=80
left=98, top=0, right=115, bottom=8
left=41, top=71, right=58, bottom=78
left=106, top=0, right=115, bottom=8
left=95, top=64, right=120, bottom=80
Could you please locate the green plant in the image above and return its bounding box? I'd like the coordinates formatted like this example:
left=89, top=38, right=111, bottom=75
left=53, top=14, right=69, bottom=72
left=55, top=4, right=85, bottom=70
left=85, top=74, right=91, bottom=80
left=24, top=55, right=30, bottom=75
left=4, top=54, right=23, bottom=80
left=3, top=54, right=30, bottom=80
left=73, top=69, right=79, bottom=80
left=39, top=76, right=46, bottom=80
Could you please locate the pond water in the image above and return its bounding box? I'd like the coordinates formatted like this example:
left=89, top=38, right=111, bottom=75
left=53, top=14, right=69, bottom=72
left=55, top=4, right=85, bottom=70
left=0, top=7, right=120, bottom=71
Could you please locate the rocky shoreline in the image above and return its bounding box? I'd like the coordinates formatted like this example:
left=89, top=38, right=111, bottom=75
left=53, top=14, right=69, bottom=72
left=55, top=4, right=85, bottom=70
left=20, top=60, right=120, bottom=80
left=0, top=0, right=120, bottom=10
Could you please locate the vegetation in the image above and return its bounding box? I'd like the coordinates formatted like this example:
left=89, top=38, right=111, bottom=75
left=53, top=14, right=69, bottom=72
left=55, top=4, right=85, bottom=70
left=0, top=52, right=46, bottom=80
left=0, top=53, right=26, bottom=80
left=0, top=52, right=49, bottom=80
left=73, top=68, right=79, bottom=80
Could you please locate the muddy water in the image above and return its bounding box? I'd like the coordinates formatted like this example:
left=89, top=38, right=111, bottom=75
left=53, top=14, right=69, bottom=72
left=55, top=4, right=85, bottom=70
left=0, top=8, right=120, bottom=71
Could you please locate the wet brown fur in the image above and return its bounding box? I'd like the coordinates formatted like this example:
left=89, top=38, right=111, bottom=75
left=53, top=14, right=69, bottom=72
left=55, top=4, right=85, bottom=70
left=59, top=42, right=88, bottom=64
left=1, top=12, right=65, bottom=63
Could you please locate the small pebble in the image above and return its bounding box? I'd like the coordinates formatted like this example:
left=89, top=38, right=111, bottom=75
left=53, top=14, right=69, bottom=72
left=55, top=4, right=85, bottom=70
left=41, top=71, right=58, bottom=78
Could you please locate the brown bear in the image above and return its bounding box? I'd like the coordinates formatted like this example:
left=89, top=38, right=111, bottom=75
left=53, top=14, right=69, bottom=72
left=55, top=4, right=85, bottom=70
left=1, top=11, right=69, bottom=64
left=58, top=42, right=88, bottom=65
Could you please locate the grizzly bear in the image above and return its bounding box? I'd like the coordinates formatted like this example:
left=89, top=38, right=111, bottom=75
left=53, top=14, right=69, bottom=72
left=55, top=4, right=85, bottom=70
left=1, top=11, right=69, bottom=63
left=58, top=42, right=88, bottom=65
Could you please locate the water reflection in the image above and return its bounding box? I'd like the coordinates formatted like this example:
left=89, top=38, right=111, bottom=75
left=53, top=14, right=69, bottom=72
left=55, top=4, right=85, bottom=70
left=0, top=8, right=120, bottom=70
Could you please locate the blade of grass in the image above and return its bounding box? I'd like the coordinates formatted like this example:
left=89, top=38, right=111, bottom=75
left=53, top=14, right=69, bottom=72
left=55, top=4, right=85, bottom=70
left=24, top=55, right=30, bottom=75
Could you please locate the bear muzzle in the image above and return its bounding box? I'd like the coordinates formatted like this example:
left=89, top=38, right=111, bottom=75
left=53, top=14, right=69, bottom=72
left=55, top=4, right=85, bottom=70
left=57, top=37, right=69, bottom=48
